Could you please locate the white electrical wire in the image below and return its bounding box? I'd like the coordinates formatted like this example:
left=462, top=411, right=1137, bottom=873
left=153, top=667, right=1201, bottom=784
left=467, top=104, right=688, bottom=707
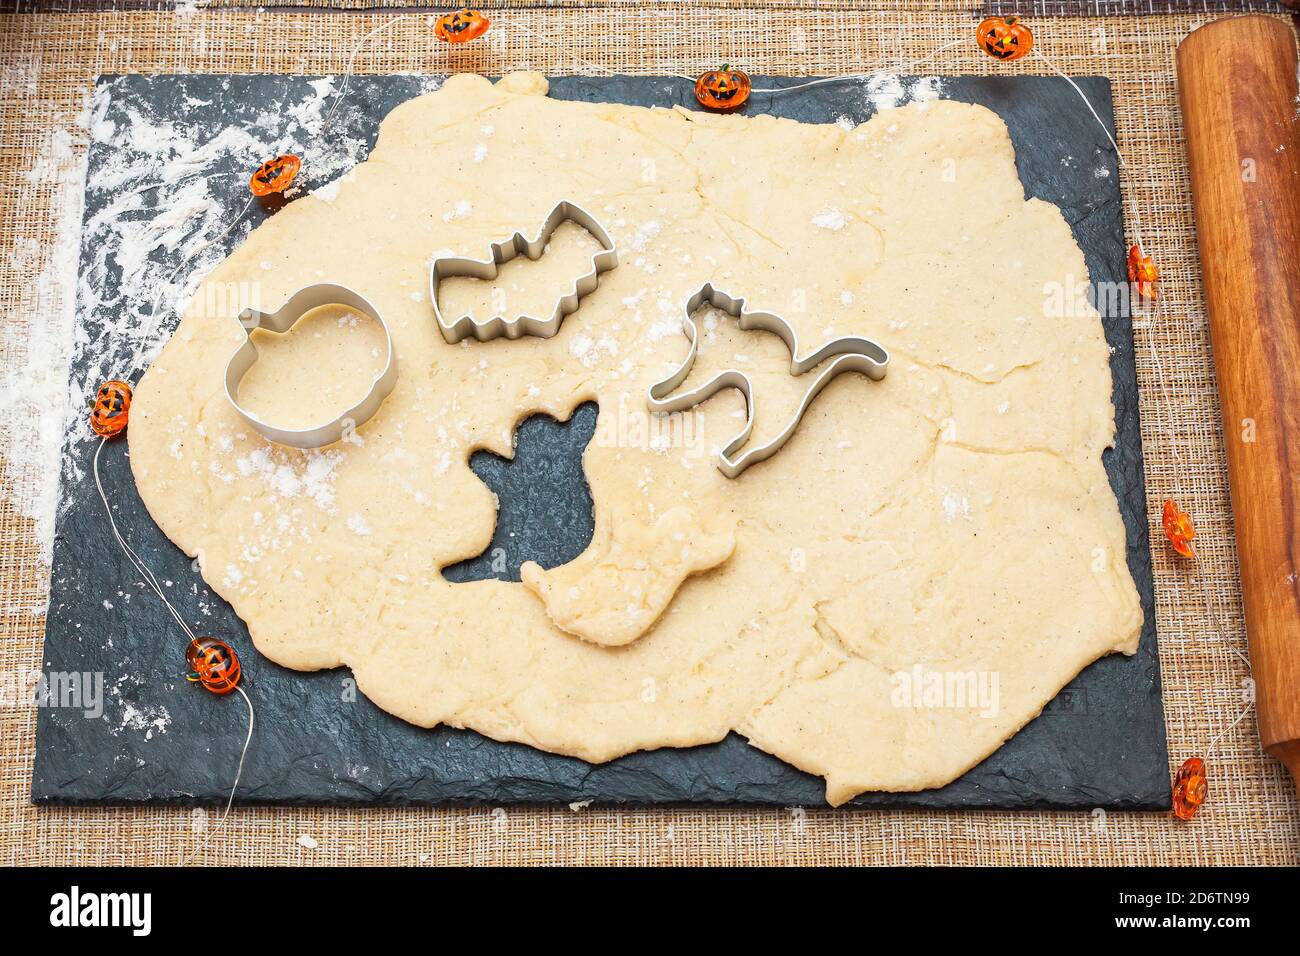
left=94, top=437, right=255, bottom=863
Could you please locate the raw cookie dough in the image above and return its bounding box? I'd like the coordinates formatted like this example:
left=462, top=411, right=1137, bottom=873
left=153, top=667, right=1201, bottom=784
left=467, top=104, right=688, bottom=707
left=129, top=73, right=1142, bottom=805
left=521, top=505, right=736, bottom=647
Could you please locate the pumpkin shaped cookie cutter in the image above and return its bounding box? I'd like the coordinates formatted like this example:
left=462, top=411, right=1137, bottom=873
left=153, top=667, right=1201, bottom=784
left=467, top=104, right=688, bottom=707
left=647, top=283, right=890, bottom=478
left=225, top=283, right=398, bottom=448
left=429, top=200, right=619, bottom=344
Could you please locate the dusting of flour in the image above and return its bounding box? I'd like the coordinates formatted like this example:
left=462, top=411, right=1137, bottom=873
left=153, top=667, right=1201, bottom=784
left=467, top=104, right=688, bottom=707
left=862, top=73, right=947, bottom=113
left=0, top=58, right=89, bottom=574
left=0, top=73, right=406, bottom=569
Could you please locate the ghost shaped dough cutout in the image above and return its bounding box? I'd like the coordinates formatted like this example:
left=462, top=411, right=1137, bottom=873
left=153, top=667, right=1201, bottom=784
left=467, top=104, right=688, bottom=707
left=521, top=505, right=737, bottom=647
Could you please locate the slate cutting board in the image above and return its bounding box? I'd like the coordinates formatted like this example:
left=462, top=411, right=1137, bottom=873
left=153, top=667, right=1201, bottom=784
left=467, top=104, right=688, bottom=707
left=32, top=73, right=1169, bottom=809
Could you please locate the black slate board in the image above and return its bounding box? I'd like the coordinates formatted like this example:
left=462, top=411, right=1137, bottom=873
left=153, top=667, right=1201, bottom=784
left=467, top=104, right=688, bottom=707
left=33, top=73, right=1169, bottom=809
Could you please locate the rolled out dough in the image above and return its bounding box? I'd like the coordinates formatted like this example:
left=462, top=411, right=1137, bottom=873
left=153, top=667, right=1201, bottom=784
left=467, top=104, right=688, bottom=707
left=129, top=73, right=1141, bottom=805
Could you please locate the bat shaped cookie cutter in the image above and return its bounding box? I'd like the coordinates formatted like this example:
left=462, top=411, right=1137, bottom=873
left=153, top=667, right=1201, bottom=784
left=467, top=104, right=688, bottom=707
left=429, top=200, right=619, bottom=344
left=225, top=283, right=398, bottom=449
left=647, top=283, right=890, bottom=478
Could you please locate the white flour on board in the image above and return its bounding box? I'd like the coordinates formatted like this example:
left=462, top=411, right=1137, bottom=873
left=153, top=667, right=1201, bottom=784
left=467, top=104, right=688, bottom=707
left=0, top=57, right=89, bottom=578
left=862, top=73, right=947, bottom=113
left=0, top=73, right=411, bottom=573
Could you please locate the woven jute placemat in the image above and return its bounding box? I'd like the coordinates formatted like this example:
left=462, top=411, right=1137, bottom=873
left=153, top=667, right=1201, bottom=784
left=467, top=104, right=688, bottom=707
left=1, top=5, right=1296, bottom=866
left=10, top=1, right=1294, bottom=14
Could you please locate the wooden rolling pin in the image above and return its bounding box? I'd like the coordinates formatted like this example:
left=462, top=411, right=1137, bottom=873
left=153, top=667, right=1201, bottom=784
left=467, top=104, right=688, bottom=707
left=1177, top=16, right=1300, bottom=794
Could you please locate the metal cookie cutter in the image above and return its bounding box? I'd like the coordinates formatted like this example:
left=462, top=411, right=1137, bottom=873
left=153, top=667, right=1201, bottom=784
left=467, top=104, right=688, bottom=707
left=647, top=283, right=890, bottom=478
left=225, top=283, right=398, bottom=449
left=429, top=200, right=619, bottom=344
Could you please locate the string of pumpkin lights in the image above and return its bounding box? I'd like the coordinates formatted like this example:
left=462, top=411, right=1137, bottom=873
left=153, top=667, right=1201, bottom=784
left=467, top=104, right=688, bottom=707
left=87, top=9, right=1224, bottom=834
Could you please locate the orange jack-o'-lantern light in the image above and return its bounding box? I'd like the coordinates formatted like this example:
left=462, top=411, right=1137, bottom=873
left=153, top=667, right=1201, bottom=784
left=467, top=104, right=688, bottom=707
left=695, top=65, right=752, bottom=110
left=1161, top=499, right=1196, bottom=558
left=1172, top=757, right=1208, bottom=821
left=89, top=379, right=132, bottom=439
left=186, top=637, right=243, bottom=696
left=249, top=154, right=301, bottom=198
left=435, top=9, right=490, bottom=44
left=976, top=16, right=1034, bottom=61
left=1128, top=243, right=1160, bottom=301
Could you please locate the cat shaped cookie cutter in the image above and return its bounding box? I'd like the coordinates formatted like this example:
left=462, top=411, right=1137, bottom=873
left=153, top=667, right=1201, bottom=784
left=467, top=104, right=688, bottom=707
left=429, top=200, right=619, bottom=344
left=647, top=283, right=890, bottom=478
left=225, top=283, right=398, bottom=449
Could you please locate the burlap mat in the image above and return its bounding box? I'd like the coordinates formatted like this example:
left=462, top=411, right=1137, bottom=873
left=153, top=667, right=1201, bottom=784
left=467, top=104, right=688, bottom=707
left=11, top=2, right=1294, bottom=14
left=2, top=6, right=1296, bottom=866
